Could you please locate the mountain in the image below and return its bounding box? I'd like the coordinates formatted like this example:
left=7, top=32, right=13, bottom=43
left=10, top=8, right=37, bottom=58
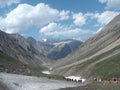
left=52, top=14, right=120, bottom=80
left=47, top=40, right=82, bottom=60
left=27, top=37, right=54, bottom=56
left=27, top=38, right=82, bottom=60
left=0, top=31, right=49, bottom=71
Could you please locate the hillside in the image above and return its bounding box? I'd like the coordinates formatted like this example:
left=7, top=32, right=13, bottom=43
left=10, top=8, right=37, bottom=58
left=0, top=51, right=41, bottom=76
left=52, top=14, right=120, bottom=79
left=0, top=31, right=50, bottom=70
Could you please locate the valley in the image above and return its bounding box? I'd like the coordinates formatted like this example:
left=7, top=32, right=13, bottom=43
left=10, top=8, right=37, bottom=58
left=0, top=5, right=120, bottom=90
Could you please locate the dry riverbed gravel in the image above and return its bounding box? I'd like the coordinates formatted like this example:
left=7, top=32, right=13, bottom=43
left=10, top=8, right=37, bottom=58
left=0, top=73, right=79, bottom=90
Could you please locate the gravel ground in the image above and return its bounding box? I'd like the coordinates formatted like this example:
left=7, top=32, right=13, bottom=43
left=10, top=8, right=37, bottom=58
left=0, top=73, right=79, bottom=90
left=0, top=81, right=10, bottom=90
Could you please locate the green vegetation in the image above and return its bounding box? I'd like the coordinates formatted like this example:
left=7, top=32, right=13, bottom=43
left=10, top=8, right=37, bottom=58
left=0, top=52, right=18, bottom=63
left=40, top=73, right=64, bottom=80
left=59, top=83, right=120, bottom=90
left=32, top=71, right=65, bottom=80
left=91, top=53, right=120, bottom=80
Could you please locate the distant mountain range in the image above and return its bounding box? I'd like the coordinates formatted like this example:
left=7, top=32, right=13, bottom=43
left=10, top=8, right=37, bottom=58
left=27, top=37, right=82, bottom=60
left=52, top=14, right=120, bottom=80
left=47, top=40, right=82, bottom=60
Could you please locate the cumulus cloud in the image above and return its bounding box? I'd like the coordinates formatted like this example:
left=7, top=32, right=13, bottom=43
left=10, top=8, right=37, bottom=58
left=40, top=22, right=91, bottom=38
left=0, top=3, right=70, bottom=33
left=99, top=0, right=120, bottom=10
left=72, top=12, right=86, bottom=26
left=0, top=0, right=20, bottom=8
left=74, top=11, right=119, bottom=27
left=59, top=10, right=70, bottom=20
left=92, top=11, right=119, bottom=25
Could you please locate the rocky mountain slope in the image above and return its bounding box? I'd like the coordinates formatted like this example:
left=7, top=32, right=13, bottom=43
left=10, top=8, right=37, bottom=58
left=0, top=31, right=49, bottom=70
left=0, top=51, right=39, bottom=75
left=52, top=14, right=120, bottom=79
left=27, top=37, right=54, bottom=56
left=47, top=40, right=82, bottom=60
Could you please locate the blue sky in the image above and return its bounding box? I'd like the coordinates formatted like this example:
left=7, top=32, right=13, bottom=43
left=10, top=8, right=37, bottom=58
left=0, top=0, right=120, bottom=41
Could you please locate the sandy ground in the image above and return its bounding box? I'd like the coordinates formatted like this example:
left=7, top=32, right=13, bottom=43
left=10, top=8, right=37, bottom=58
left=0, top=73, right=79, bottom=90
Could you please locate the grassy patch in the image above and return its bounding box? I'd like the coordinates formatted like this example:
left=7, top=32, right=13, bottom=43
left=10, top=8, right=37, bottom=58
left=37, top=73, right=64, bottom=80
left=91, top=53, right=120, bottom=80
left=0, top=52, right=18, bottom=63
left=47, top=74, right=64, bottom=80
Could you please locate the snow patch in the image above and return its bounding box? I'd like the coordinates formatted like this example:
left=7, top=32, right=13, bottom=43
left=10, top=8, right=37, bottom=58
left=42, top=70, right=51, bottom=75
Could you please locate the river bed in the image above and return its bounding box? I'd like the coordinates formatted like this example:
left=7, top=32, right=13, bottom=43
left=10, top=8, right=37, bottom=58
left=0, top=73, right=79, bottom=90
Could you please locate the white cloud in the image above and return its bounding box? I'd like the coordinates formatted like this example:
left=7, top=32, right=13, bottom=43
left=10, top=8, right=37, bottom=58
left=72, top=12, right=86, bottom=26
left=0, top=0, right=20, bottom=8
left=0, top=3, right=70, bottom=33
left=99, top=0, right=107, bottom=3
left=59, top=10, right=70, bottom=20
left=40, top=22, right=57, bottom=33
left=0, top=17, right=5, bottom=29
left=92, top=11, right=119, bottom=25
left=40, top=22, right=91, bottom=38
left=99, top=0, right=120, bottom=10
left=106, top=0, right=120, bottom=10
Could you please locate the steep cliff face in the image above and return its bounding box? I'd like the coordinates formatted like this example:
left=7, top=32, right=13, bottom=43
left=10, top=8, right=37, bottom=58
left=52, top=15, right=120, bottom=79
